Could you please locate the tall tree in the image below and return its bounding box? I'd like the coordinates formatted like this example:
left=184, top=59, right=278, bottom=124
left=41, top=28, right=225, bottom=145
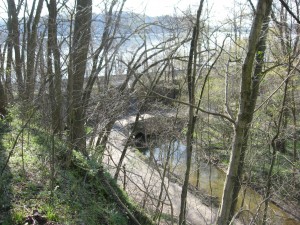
left=178, top=0, right=205, bottom=224
left=6, top=0, right=24, bottom=97
left=6, top=0, right=44, bottom=103
left=0, top=75, right=6, bottom=117
left=68, top=0, right=92, bottom=154
left=0, top=43, right=7, bottom=116
left=46, top=0, right=63, bottom=134
left=217, top=0, right=273, bottom=224
left=5, top=14, right=13, bottom=101
left=24, top=0, right=44, bottom=102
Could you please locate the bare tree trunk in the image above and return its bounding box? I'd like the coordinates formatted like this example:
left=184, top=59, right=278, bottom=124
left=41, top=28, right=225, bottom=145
left=217, top=1, right=272, bottom=224
left=5, top=21, right=13, bottom=101
left=67, top=10, right=74, bottom=147
left=24, top=0, right=44, bottom=102
left=68, top=0, right=92, bottom=155
left=178, top=1, right=204, bottom=224
left=0, top=80, right=6, bottom=117
left=6, top=0, right=24, bottom=97
left=0, top=44, right=7, bottom=116
left=47, top=0, right=63, bottom=134
left=291, top=81, right=298, bottom=164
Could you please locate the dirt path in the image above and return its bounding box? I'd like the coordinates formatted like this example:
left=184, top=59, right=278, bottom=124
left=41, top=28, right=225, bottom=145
left=102, top=116, right=232, bottom=225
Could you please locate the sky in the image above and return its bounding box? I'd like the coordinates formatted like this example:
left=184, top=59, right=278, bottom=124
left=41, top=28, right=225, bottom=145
left=0, top=0, right=236, bottom=20
left=122, top=0, right=235, bottom=19
left=124, top=0, right=203, bottom=16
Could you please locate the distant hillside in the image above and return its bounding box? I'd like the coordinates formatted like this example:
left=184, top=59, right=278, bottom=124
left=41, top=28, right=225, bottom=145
left=0, top=11, right=190, bottom=44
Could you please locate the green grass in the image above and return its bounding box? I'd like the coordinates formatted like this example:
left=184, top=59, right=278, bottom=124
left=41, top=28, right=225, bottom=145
left=0, top=113, right=153, bottom=225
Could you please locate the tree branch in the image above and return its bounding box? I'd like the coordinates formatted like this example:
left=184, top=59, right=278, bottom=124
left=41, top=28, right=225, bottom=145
left=278, top=0, right=300, bottom=24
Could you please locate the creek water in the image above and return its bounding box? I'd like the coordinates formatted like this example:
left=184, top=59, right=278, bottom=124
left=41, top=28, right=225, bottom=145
left=140, top=139, right=300, bottom=225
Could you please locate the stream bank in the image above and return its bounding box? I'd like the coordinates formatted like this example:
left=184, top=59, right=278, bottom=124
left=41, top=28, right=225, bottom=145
left=103, top=114, right=299, bottom=224
left=103, top=117, right=222, bottom=225
left=138, top=138, right=300, bottom=225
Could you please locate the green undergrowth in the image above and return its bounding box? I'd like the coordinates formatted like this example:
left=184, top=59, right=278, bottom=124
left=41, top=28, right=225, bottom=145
left=0, top=115, right=153, bottom=225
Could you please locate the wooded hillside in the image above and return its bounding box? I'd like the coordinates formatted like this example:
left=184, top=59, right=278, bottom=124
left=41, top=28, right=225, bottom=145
left=0, top=0, right=299, bottom=225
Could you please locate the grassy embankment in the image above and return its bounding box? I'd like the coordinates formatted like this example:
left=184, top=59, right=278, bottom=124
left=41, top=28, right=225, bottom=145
left=0, top=110, right=153, bottom=225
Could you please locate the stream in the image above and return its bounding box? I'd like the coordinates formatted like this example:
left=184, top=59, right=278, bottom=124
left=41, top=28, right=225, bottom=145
left=140, top=139, right=300, bottom=225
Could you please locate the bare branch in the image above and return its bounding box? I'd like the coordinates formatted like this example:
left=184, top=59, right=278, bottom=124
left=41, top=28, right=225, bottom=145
left=278, top=0, right=300, bottom=24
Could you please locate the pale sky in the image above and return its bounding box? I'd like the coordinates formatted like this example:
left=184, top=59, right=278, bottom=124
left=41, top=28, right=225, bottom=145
left=0, top=0, right=237, bottom=20
left=123, top=0, right=235, bottom=19
left=124, top=0, right=202, bottom=16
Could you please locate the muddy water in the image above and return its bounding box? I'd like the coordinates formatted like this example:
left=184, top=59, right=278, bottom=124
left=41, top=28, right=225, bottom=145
left=188, top=162, right=299, bottom=225
left=142, top=140, right=300, bottom=225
